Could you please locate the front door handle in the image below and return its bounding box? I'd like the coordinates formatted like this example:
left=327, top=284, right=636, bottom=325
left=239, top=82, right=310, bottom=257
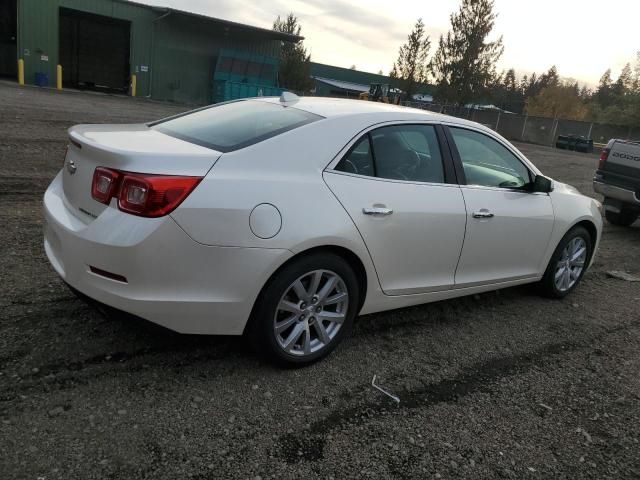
left=472, top=209, right=494, bottom=219
left=363, top=206, right=393, bottom=216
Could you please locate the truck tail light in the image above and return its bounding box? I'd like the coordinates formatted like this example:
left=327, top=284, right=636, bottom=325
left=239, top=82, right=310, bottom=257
left=91, top=167, right=202, bottom=217
left=598, top=148, right=610, bottom=170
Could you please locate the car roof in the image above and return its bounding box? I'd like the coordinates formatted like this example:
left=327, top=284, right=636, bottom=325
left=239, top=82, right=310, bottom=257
left=254, top=96, right=489, bottom=131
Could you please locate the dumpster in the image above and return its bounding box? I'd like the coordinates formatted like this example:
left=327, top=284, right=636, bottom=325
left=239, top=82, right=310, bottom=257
left=211, top=48, right=282, bottom=103
left=212, top=80, right=283, bottom=103
left=556, top=134, right=593, bottom=153
left=556, top=134, right=569, bottom=149
left=574, top=137, right=594, bottom=153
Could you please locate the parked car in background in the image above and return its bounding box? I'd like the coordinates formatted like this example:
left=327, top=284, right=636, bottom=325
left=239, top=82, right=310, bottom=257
left=44, top=94, right=602, bottom=365
left=593, top=139, right=640, bottom=226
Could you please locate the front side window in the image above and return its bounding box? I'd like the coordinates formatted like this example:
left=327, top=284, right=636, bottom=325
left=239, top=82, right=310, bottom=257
left=449, top=127, right=531, bottom=189
left=152, top=100, right=322, bottom=152
left=335, top=125, right=445, bottom=183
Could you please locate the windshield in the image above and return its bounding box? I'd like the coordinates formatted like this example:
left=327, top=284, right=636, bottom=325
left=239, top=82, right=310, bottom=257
left=152, top=100, right=323, bottom=152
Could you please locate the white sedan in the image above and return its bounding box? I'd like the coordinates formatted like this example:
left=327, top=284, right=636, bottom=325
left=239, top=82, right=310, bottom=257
left=44, top=94, right=602, bottom=365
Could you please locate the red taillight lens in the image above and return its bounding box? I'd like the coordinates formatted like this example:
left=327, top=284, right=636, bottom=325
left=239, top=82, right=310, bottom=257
left=91, top=167, right=121, bottom=204
left=118, top=174, right=201, bottom=217
left=91, top=167, right=201, bottom=217
left=598, top=148, right=610, bottom=170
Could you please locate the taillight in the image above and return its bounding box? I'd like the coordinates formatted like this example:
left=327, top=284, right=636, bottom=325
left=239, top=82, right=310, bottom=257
left=598, top=148, right=610, bottom=170
left=91, top=167, right=121, bottom=204
left=118, top=174, right=201, bottom=217
left=91, top=167, right=201, bottom=217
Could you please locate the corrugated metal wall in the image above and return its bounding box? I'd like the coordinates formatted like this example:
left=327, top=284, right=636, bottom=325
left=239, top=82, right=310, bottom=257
left=18, top=0, right=154, bottom=96
left=17, top=0, right=283, bottom=104
left=310, top=62, right=434, bottom=96
left=152, top=13, right=281, bottom=104
left=310, top=62, right=391, bottom=86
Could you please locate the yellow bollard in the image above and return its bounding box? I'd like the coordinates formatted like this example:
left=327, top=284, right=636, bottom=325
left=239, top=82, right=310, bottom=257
left=18, top=59, right=24, bottom=85
left=131, top=74, right=136, bottom=97
left=56, top=65, right=62, bottom=90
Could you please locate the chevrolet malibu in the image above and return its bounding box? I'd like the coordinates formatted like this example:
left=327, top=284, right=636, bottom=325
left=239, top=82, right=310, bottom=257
left=44, top=94, right=602, bottom=365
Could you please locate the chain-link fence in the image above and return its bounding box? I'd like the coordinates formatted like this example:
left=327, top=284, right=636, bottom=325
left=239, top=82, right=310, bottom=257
left=404, top=102, right=640, bottom=149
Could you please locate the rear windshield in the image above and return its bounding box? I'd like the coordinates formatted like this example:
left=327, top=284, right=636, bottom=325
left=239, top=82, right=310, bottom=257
left=152, top=100, right=323, bottom=152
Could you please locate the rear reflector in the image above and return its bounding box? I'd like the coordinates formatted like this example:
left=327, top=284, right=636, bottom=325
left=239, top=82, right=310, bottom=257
left=89, top=266, right=128, bottom=283
left=90, top=167, right=202, bottom=217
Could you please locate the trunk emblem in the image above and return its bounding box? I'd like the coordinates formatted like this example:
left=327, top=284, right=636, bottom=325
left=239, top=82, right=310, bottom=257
left=66, top=158, right=77, bottom=175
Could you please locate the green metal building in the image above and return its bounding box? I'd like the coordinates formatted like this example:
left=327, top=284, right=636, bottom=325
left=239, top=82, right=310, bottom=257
left=310, top=62, right=433, bottom=100
left=0, top=0, right=301, bottom=104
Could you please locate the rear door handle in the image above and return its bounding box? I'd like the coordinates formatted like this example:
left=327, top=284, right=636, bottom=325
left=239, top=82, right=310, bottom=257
left=472, top=209, right=494, bottom=218
left=363, top=206, right=393, bottom=216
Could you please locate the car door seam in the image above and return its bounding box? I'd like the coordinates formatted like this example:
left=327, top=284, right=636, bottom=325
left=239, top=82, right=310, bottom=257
left=453, top=186, right=469, bottom=286
left=321, top=171, right=387, bottom=294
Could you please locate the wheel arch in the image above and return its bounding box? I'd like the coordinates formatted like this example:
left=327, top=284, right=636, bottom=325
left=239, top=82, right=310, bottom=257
left=565, top=218, right=599, bottom=266
left=244, top=245, right=368, bottom=335
left=573, top=219, right=597, bottom=245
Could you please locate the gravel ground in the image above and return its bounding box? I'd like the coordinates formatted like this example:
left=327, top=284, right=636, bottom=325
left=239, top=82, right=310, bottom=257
left=1, top=81, right=639, bottom=480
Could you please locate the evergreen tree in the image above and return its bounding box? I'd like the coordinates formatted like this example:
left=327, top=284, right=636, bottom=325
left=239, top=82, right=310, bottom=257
left=539, top=65, right=560, bottom=89
left=595, top=69, right=613, bottom=107
left=503, top=68, right=517, bottom=92
left=273, top=14, right=313, bottom=93
left=391, top=18, right=431, bottom=100
left=633, top=51, right=640, bottom=93
left=519, top=74, right=529, bottom=95
left=614, top=63, right=633, bottom=95
left=578, top=85, right=592, bottom=100
left=527, top=72, right=539, bottom=97
left=431, top=0, right=504, bottom=105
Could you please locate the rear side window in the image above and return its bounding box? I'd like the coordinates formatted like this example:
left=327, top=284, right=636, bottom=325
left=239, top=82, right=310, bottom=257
left=335, top=136, right=375, bottom=176
left=152, top=100, right=322, bottom=152
left=335, top=125, right=445, bottom=183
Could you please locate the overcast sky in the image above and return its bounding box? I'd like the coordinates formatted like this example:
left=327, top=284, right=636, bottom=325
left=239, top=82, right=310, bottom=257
left=137, top=0, right=638, bottom=87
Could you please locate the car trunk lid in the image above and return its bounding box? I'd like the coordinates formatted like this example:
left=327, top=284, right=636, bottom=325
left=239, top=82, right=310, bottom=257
left=62, top=124, right=221, bottom=222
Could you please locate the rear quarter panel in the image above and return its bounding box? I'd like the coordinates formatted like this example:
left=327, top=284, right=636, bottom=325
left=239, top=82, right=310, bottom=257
left=170, top=115, right=384, bottom=301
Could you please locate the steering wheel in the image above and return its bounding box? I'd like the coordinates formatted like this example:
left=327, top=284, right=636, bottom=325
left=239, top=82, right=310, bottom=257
left=343, top=159, right=358, bottom=174
left=393, top=150, right=421, bottom=180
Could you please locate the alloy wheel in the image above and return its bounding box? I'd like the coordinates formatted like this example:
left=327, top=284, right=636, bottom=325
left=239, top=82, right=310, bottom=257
left=273, top=269, right=349, bottom=356
left=554, top=237, right=587, bottom=292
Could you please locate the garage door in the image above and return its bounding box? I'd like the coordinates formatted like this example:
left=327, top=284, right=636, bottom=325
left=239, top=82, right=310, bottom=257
left=59, top=8, right=130, bottom=92
left=0, top=0, right=17, bottom=78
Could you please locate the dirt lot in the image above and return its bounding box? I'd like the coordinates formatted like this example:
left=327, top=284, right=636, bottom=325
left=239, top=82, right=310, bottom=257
left=1, top=81, right=639, bottom=480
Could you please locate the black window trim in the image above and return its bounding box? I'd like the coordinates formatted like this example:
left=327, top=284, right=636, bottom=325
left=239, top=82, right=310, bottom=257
left=443, top=124, right=537, bottom=192
left=367, top=133, right=378, bottom=178
left=331, top=122, right=458, bottom=186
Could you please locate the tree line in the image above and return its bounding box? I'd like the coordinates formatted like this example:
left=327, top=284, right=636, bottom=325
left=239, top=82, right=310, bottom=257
left=490, top=60, right=640, bottom=129
left=273, top=2, right=640, bottom=129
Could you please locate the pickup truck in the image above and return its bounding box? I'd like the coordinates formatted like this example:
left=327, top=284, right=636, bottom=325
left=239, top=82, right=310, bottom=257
left=593, top=139, right=640, bottom=226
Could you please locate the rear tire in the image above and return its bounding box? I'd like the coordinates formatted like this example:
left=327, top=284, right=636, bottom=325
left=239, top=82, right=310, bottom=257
left=605, top=209, right=637, bottom=227
left=539, top=226, right=592, bottom=299
left=247, top=253, right=360, bottom=366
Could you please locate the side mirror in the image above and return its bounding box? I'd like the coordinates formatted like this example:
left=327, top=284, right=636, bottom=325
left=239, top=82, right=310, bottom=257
left=533, top=175, right=553, bottom=193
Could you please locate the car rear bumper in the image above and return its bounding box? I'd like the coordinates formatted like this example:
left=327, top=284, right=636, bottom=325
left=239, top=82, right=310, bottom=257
left=43, top=171, right=292, bottom=335
left=593, top=179, right=640, bottom=207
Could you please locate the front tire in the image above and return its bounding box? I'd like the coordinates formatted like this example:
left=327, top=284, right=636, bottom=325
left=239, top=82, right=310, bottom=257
left=248, top=253, right=360, bottom=366
left=605, top=209, right=637, bottom=227
left=539, top=226, right=592, bottom=298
